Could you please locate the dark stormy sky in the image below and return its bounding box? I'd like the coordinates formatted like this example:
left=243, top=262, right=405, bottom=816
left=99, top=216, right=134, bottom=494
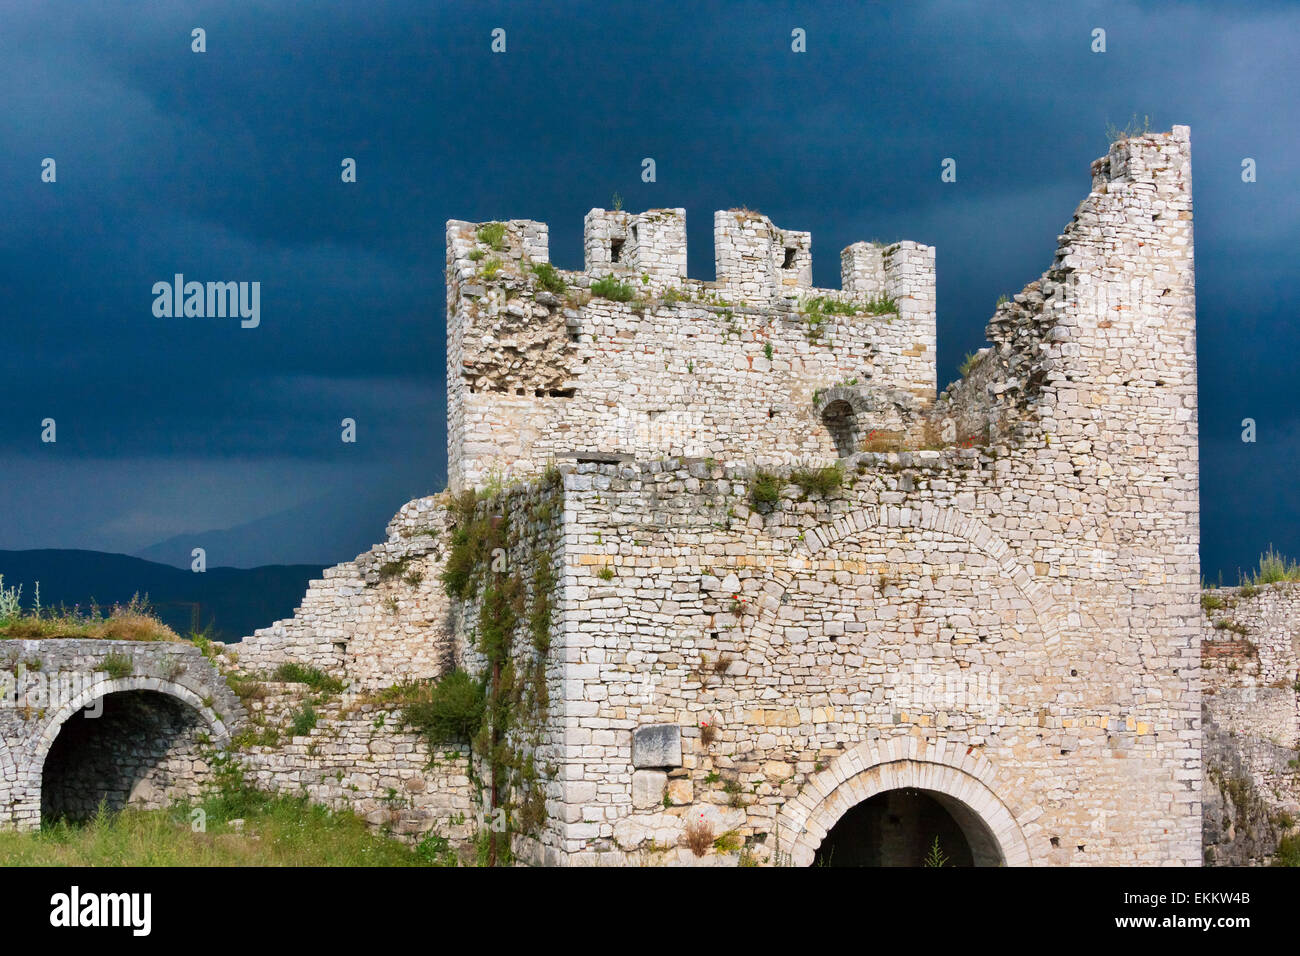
left=0, top=1, right=1296, bottom=581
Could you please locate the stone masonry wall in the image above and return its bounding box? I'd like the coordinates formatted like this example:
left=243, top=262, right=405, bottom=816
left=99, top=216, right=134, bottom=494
left=225, top=476, right=567, bottom=856
left=235, top=683, right=476, bottom=846
left=235, top=496, right=454, bottom=692
left=532, top=128, right=1201, bottom=865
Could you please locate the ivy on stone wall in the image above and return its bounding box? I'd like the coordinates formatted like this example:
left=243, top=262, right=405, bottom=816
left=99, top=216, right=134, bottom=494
left=417, top=480, right=558, bottom=865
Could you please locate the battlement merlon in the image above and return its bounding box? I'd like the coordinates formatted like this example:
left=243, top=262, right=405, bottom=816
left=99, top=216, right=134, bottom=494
left=584, top=208, right=687, bottom=292
left=446, top=209, right=936, bottom=315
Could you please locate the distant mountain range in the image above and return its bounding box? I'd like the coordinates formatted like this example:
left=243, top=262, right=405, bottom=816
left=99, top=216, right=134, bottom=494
left=131, top=485, right=415, bottom=570
left=0, top=550, right=322, bottom=643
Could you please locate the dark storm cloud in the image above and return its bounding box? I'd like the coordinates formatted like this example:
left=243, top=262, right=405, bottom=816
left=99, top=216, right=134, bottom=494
left=0, top=0, right=1295, bottom=578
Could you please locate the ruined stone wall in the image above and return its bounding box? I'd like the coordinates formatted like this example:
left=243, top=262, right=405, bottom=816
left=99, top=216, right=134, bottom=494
left=1202, top=583, right=1300, bottom=688
left=216, top=496, right=482, bottom=847
left=221, top=128, right=1203, bottom=865
left=1199, top=583, right=1300, bottom=863
left=235, top=684, right=476, bottom=846
left=445, top=209, right=937, bottom=491
left=235, top=497, right=455, bottom=692
left=1202, top=710, right=1294, bottom=866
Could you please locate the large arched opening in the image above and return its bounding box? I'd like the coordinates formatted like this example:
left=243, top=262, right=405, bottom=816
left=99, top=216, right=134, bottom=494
left=40, top=689, right=211, bottom=823
left=813, top=786, right=1005, bottom=866
left=29, top=676, right=230, bottom=826
left=772, top=743, right=1034, bottom=867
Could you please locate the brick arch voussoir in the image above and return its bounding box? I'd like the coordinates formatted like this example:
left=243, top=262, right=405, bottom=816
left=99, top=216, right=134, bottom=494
left=26, top=675, right=231, bottom=783
left=0, top=737, right=15, bottom=810
left=794, top=503, right=1063, bottom=650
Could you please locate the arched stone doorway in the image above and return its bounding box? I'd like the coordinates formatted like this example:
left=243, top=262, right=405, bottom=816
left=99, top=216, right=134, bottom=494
left=772, top=739, right=1033, bottom=867
left=27, top=676, right=232, bottom=826
left=41, top=690, right=210, bottom=822
left=813, top=787, right=1004, bottom=866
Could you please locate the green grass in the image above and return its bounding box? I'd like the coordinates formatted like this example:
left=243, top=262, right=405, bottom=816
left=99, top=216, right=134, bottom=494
left=0, top=584, right=180, bottom=643
left=0, top=795, right=452, bottom=866
left=383, top=670, right=486, bottom=747
left=97, top=652, right=133, bottom=679
left=272, top=662, right=344, bottom=695
left=799, top=294, right=897, bottom=342
left=1246, top=546, right=1300, bottom=586
left=789, top=463, right=844, bottom=498
left=289, top=702, right=318, bottom=737
left=749, top=469, right=781, bottom=508
left=1105, top=113, right=1153, bottom=144
left=530, top=261, right=567, bottom=294
left=590, top=275, right=635, bottom=302
left=801, top=294, right=898, bottom=318
left=1274, top=832, right=1300, bottom=867
left=476, top=221, right=506, bottom=251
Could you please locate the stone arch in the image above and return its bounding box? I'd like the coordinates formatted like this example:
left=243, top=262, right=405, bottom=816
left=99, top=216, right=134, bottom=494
left=746, top=502, right=1063, bottom=652
left=24, top=676, right=231, bottom=824
left=772, top=737, right=1034, bottom=867
left=812, top=385, right=874, bottom=418
left=812, top=386, right=917, bottom=457
left=814, top=387, right=875, bottom=457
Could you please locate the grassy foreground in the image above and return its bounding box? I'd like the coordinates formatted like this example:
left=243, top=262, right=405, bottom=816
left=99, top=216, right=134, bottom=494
left=0, top=789, right=458, bottom=867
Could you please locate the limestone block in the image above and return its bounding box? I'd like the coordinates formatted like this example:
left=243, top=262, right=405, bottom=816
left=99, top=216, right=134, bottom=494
left=666, top=776, right=694, bottom=805
left=632, top=770, right=668, bottom=809
left=632, top=723, right=682, bottom=768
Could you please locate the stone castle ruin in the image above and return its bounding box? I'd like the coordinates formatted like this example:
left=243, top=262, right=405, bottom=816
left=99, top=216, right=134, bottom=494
left=5, top=126, right=1294, bottom=865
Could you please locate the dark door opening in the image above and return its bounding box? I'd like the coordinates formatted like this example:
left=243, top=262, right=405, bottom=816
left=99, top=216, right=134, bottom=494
left=821, top=400, right=862, bottom=458
left=41, top=690, right=206, bottom=824
left=813, top=788, right=976, bottom=866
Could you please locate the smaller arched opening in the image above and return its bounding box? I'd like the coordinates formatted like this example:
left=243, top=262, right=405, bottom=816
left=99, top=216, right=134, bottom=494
left=813, top=787, right=1005, bottom=866
left=40, top=689, right=212, bottom=824
left=821, top=398, right=863, bottom=458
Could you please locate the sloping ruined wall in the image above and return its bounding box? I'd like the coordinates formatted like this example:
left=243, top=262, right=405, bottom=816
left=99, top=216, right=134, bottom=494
left=235, top=497, right=455, bottom=692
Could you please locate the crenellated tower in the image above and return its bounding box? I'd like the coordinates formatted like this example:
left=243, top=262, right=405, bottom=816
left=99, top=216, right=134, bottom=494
left=446, top=208, right=936, bottom=490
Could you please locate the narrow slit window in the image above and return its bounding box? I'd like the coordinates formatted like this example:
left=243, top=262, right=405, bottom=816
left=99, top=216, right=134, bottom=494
left=782, top=247, right=797, bottom=269
left=611, top=238, right=625, bottom=263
